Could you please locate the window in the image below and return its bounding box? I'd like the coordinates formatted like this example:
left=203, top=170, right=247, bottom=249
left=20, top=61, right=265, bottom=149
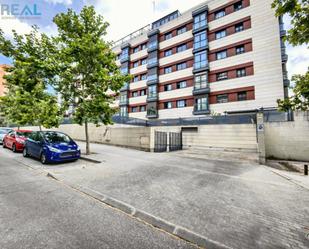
left=177, top=100, right=187, bottom=108
left=194, top=51, right=208, bottom=69
left=141, top=74, right=147, bottom=80
left=216, top=50, right=227, bottom=60
left=165, top=32, right=172, bottom=40
left=148, top=85, right=157, bottom=98
left=215, top=29, right=226, bottom=40
left=235, top=23, right=244, bottom=33
left=177, top=81, right=187, bottom=89
left=177, top=62, right=187, bottom=71
left=141, top=43, right=147, bottom=50
left=216, top=72, right=228, bottom=81
left=164, top=66, right=173, bottom=74
left=133, top=47, right=139, bottom=53
left=140, top=89, right=146, bottom=96
left=177, top=26, right=187, bottom=35
left=133, top=76, right=139, bottom=82
left=194, top=12, right=207, bottom=30
left=132, top=107, right=138, bottom=113
left=234, top=1, right=243, bottom=11
left=216, top=94, right=228, bottom=103
left=120, top=107, right=128, bottom=117
left=141, top=58, right=147, bottom=65
left=194, top=74, right=207, bottom=89
left=177, top=44, right=187, bottom=53
left=140, top=106, right=146, bottom=112
left=120, top=67, right=128, bottom=75
left=195, top=97, right=208, bottom=111
left=194, top=31, right=207, bottom=49
left=165, top=49, right=173, bottom=57
left=148, top=57, right=157, bottom=65
left=236, top=45, right=245, bottom=55
left=164, top=102, right=173, bottom=109
left=133, top=61, right=139, bottom=68
left=237, top=91, right=247, bottom=101
left=121, top=47, right=129, bottom=60
left=164, top=84, right=173, bottom=91
left=236, top=68, right=246, bottom=77
left=148, top=40, right=157, bottom=49
left=132, top=91, right=139, bottom=97
left=215, top=9, right=225, bottom=19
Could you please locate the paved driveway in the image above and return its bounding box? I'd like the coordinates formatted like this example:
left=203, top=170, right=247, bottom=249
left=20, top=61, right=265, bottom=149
left=4, top=142, right=309, bottom=249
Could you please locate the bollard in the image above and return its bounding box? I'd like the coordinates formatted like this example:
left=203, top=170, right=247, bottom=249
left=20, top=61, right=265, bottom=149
left=305, top=165, right=308, bottom=176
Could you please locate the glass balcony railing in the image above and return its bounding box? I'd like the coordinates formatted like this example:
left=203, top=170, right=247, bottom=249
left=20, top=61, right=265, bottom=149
left=194, top=61, right=208, bottom=70
left=193, top=20, right=207, bottom=31
left=147, top=74, right=158, bottom=81
left=193, top=40, right=208, bottom=50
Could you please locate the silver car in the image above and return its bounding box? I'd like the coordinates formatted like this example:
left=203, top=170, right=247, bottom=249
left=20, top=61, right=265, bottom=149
left=0, top=128, right=13, bottom=144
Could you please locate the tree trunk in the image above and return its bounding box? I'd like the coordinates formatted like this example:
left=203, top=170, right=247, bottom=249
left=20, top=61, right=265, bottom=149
left=39, top=125, right=42, bottom=131
left=17, top=126, right=20, bottom=130
left=85, top=120, right=90, bottom=155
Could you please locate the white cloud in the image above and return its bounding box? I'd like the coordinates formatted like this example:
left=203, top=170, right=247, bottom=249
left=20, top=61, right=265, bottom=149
left=44, top=0, right=73, bottom=5
left=0, top=18, right=33, bottom=39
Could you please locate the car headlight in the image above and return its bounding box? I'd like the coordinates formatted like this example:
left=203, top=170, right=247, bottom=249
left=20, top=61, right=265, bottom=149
left=77, top=146, right=80, bottom=151
left=47, top=146, right=62, bottom=153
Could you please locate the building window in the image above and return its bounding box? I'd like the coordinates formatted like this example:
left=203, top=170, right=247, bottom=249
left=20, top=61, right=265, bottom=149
left=237, top=91, right=247, bottom=101
left=132, top=107, right=138, bottom=113
left=177, top=26, right=187, bottom=35
left=194, top=12, right=207, bottom=30
left=148, top=85, right=157, bottom=98
left=133, top=61, right=139, bottom=68
left=215, top=29, right=226, bottom=39
left=216, top=94, right=228, bottom=103
left=177, top=44, right=187, bottom=53
left=133, top=76, right=139, bottom=82
left=177, top=100, right=187, bottom=108
left=148, top=40, right=157, bottom=50
left=165, top=49, right=172, bottom=57
left=234, top=1, right=243, bottom=11
left=141, top=74, right=147, bottom=80
left=140, top=106, right=146, bottom=112
left=133, top=47, right=139, bottom=53
left=216, top=72, right=228, bottom=81
left=235, top=45, right=245, bottom=55
left=164, top=84, right=173, bottom=91
left=165, top=32, right=172, bottom=40
left=141, top=58, right=147, bottom=65
left=164, top=102, right=173, bottom=109
left=164, top=66, right=173, bottom=74
left=236, top=68, right=246, bottom=77
left=177, top=62, right=187, bottom=71
left=148, top=57, right=157, bottom=65
left=120, top=67, right=128, bottom=75
left=132, top=91, right=139, bottom=97
left=194, top=31, right=207, bottom=49
left=216, top=50, right=227, bottom=60
left=195, top=74, right=207, bottom=89
left=140, top=89, right=146, bottom=96
left=194, top=51, right=208, bottom=69
left=215, top=9, right=225, bottom=19
left=195, top=97, right=208, bottom=111
left=141, top=43, right=147, bottom=50
left=120, top=106, right=128, bottom=117
left=177, top=81, right=187, bottom=89
left=235, top=23, right=244, bottom=33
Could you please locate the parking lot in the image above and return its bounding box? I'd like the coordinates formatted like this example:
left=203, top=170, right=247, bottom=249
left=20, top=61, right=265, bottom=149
left=1, top=142, right=309, bottom=249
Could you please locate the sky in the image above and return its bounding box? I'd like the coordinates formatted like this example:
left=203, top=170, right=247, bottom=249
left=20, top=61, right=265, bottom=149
left=0, top=0, right=308, bottom=82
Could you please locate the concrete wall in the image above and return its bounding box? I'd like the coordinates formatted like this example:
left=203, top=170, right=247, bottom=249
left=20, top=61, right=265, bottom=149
left=265, top=111, right=309, bottom=161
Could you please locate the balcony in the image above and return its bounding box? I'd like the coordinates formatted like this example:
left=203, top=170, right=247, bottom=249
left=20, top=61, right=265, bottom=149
left=193, top=41, right=209, bottom=54
left=147, top=42, right=158, bottom=53
left=147, top=58, right=159, bottom=69
left=193, top=62, right=209, bottom=74
left=120, top=54, right=129, bottom=64
left=120, top=82, right=129, bottom=92
left=193, top=105, right=210, bottom=115
left=119, top=98, right=129, bottom=106
left=146, top=109, right=158, bottom=119
left=147, top=92, right=158, bottom=102
left=192, top=21, right=208, bottom=34
left=192, top=86, right=210, bottom=95
left=147, top=75, right=159, bottom=85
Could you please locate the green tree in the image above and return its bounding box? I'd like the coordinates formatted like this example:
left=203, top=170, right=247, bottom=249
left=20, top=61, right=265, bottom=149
left=272, top=0, right=309, bottom=110
left=0, top=28, right=62, bottom=129
left=53, top=6, right=130, bottom=154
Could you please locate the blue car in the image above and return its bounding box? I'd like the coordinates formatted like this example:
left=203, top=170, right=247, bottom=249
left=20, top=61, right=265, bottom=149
left=23, top=131, right=81, bottom=164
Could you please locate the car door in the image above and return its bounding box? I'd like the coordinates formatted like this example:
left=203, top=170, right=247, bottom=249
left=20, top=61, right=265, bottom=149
left=6, top=131, right=15, bottom=148
left=31, top=132, right=43, bottom=158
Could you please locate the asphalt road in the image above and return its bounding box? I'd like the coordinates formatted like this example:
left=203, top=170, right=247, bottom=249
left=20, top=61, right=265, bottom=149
left=0, top=149, right=196, bottom=249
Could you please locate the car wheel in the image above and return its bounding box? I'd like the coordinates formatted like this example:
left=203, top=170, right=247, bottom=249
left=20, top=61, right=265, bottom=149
left=40, top=153, right=47, bottom=164
left=12, top=144, right=17, bottom=153
left=23, top=147, right=28, bottom=157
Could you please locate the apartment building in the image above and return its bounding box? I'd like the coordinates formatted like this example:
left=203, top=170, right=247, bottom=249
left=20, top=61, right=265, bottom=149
left=0, top=64, right=9, bottom=97
left=113, top=0, right=289, bottom=119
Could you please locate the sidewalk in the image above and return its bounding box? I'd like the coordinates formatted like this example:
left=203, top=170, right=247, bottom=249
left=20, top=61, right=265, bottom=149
left=47, top=142, right=309, bottom=249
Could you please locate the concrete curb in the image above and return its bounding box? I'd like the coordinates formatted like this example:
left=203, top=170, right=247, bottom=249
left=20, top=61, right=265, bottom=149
left=79, top=156, right=102, bottom=164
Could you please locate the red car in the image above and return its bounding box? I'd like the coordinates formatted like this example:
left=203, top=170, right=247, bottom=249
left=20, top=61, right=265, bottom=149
left=3, top=130, right=33, bottom=152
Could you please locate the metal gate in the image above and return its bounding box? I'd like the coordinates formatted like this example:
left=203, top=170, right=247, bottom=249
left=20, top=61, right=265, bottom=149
left=169, top=132, right=182, bottom=151
left=154, top=131, right=167, bottom=152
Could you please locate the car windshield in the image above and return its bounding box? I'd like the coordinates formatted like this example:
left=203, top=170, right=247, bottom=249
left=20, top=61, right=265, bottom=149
left=43, top=132, right=71, bottom=144
left=0, top=129, right=11, bottom=134
left=16, top=132, right=32, bottom=138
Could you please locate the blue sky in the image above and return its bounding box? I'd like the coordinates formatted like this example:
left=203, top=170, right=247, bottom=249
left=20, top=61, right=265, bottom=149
left=0, top=0, right=308, bottom=80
